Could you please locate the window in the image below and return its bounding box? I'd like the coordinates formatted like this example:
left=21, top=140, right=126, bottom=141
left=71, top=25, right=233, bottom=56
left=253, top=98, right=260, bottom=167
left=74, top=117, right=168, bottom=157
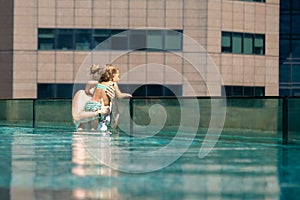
left=221, top=32, right=231, bottom=52
left=223, top=85, right=265, bottom=97
left=75, top=29, right=91, bottom=50
left=221, top=31, right=265, bottom=55
left=38, top=84, right=73, bottom=99
left=56, top=29, right=73, bottom=50
left=165, top=30, right=182, bottom=51
left=38, top=29, right=55, bottom=50
left=38, top=28, right=183, bottom=52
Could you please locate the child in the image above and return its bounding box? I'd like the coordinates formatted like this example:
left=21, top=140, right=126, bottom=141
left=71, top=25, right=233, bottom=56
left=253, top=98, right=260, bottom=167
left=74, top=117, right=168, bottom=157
left=85, top=64, right=132, bottom=131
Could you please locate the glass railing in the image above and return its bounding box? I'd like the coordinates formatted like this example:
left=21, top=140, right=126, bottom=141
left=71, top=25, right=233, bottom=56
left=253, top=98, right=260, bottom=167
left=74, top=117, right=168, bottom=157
left=0, top=97, right=299, bottom=142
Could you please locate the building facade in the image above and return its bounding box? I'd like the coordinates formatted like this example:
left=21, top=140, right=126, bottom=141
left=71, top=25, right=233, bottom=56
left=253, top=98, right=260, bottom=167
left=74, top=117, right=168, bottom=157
left=0, top=0, right=279, bottom=99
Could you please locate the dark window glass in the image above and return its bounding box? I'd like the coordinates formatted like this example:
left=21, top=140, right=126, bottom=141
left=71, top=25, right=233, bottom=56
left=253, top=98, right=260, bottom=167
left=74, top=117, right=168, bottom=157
left=280, top=14, right=291, bottom=34
left=232, top=86, right=243, bottom=96
left=38, top=29, right=55, bottom=50
left=279, top=89, right=291, bottom=96
left=280, top=0, right=291, bottom=10
left=147, top=30, right=164, bottom=51
left=132, top=84, right=181, bottom=96
left=221, top=32, right=232, bottom=52
left=232, top=33, right=242, bottom=53
left=280, top=63, right=292, bottom=82
left=280, top=39, right=291, bottom=60
left=254, top=87, right=264, bottom=96
left=292, top=14, right=300, bottom=35
left=165, top=30, right=182, bottom=51
left=224, top=85, right=265, bottom=97
left=75, top=29, right=91, bottom=50
left=244, top=86, right=254, bottom=96
left=292, top=89, right=300, bottom=96
left=129, top=30, right=147, bottom=50
left=38, top=28, right=183, bottom=52
left=292, top=64, right=300, bottom=82
left=221, top=31, right=264, bottom=55
left=243, top=33, right=253, bottom=54
left=38, top=84, right=73, bottom=99
left=93, top=29, right=110, bottom=49
left=111, top=30, right=128, bottom=50
left=291, top=39, right=300, bottom=58
left=56, top=29, right=74, bottom=50
left=254, top=34, right=265, bottom=55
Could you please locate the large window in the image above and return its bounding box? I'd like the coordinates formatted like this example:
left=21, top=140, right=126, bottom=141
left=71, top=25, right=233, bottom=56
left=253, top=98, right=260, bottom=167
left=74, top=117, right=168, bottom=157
left=221, top=31, right=265, bottom=55
left=38, top=83, right=182, bottom=98
left=38, top=29, right=183, bottom=51
left=223, top=85, right=265, bottom=97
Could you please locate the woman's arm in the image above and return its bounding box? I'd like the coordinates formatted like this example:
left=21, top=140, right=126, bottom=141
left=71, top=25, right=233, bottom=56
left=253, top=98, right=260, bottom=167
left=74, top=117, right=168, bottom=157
left=72, top=90, right=98, bottom=123
left=72, top=90, right=111, bottom=124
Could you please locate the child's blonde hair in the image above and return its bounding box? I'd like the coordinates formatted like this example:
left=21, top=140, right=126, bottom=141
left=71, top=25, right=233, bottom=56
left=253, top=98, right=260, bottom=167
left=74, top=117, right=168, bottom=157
left=99, top=64, right=119, bottom=82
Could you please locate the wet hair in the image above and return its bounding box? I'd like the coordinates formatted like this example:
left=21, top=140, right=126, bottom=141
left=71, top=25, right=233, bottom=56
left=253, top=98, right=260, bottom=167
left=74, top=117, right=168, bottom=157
left=99, top=64, right=119, bottom=82
left=89, top=64, right=101, bottom=75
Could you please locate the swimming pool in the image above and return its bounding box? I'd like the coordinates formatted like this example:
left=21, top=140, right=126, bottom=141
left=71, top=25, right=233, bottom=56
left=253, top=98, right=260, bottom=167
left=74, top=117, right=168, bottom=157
left=1, top=126, right=300, bottom=199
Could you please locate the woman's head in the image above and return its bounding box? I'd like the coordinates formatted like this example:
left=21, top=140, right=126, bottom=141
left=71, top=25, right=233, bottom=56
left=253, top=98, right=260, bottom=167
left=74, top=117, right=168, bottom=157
left=89, top=64, right=101, bottom=80
left=99, top=64, right=120, bottom=82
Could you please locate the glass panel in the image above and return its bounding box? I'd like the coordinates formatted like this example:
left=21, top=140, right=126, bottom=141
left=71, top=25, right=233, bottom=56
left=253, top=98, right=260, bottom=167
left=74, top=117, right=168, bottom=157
left=165, top=30, right=182, bottom=51
left=280, top=14, right=291, bottom=34
left=280, top=39, right=291, bottom=60
left=291, top=40, right=300, bottom=59
left=147, top=30, right=163, bottom=51
left=232, top=86, right=243, bottom=96
left=111, top=30, right=128, bottom=50
left=254, top=87, right=264, bottom=96
left=279, top=63, right=292, bottom=82
left=35, top=99, right=73, bottom=128
left=74, top=29, right=91, bottom=50
left=232, top=33, right=242, bottom=53
left=279, top=89, right=291, bottom=96
left=292, top=64, right=300, bottom=82
left=224, top=86, right=232, bottom=96
left=280, top=0, right=291, bottom=10
left=243, top=86, right=254, bottom=96
left=221, top=32, right=231, bottom=52
left=129, top=30, right=147, bottom=50
left=56, top=29, right=74, bottom=50
left=0, top=100, right=33, bottom=127
left=243, top=33, right=253, bottom=54
left=292, top=14, right=300, bottom=35
left=38, top=29, right=55, bottom=50
left=254, top=34, right=264, bottom=55
left=93, top=29, right=110, bottom=49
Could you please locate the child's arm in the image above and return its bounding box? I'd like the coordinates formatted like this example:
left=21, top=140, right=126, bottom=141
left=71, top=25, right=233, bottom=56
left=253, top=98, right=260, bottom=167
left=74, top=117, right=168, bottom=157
left=85, top=80, right=98, bottom=96
left=113, top=82, right=132, bottom=99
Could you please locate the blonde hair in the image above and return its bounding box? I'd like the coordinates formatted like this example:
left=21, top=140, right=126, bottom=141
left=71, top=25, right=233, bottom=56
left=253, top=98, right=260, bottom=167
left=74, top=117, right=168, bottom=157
left=99, top=64, right=119, bottom=82
left=89, top=64, right=101, bottom=75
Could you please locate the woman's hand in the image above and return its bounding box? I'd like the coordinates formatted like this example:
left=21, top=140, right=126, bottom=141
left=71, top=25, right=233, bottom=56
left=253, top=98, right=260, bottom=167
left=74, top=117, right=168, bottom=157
left=99, top=99, right=110, bottom=116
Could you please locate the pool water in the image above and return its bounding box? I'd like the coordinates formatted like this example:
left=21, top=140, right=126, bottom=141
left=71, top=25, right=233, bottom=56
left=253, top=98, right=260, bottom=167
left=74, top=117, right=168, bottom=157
left=1, top=127, right=300, bottom=200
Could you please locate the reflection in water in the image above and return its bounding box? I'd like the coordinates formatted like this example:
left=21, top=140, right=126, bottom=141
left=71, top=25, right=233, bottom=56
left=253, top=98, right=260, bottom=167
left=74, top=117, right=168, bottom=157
left=72, top=131, right=120, bottom=200
left=1, top=127, right=300, bottom=199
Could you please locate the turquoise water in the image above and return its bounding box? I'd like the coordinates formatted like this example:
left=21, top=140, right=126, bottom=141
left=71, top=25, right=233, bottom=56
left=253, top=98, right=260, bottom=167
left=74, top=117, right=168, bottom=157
left=1, top=127, right=300, bottom=200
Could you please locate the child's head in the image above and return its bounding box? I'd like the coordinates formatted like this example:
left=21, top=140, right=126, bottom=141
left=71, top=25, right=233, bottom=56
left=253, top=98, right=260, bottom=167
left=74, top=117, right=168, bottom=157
left=99, top=64, right=120, bottom=82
